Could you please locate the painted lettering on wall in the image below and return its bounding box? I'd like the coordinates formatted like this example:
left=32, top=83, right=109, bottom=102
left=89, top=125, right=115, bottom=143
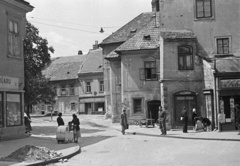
left=220, top=79, right=240, bottom=89
left=0, top=76, right=19, bottom=90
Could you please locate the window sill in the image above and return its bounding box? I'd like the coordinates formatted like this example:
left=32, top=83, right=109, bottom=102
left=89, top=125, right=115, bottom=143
left=194, top=17, right=215, bottom=22
left=214, top=54, right=234, bottom=58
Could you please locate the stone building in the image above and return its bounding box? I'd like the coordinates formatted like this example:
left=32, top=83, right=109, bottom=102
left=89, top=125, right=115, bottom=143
left=100, top=0, right=240, bottom=131
left=78, top=44, right=105, bottom=114
left=0, top=0, right=33, bottom=140
left=42, top=53, right=86, bottom=114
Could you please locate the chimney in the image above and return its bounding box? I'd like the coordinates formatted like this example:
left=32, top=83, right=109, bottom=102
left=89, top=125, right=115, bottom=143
left=78, top=50, right=83, bottom=55
left=92, top=40, right=99, bottom=50
left=151, top=0, right=159, bottom=12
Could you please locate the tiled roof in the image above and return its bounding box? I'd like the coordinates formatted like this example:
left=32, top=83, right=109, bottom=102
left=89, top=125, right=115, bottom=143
left=43, top=55, right=86, bottom=81
left=216, top=58, right=240, bottom=73
left=100, top=12, right=155, bottom=45
left=15, top=0, right=33, bottom=8
left=105, top=50, right=119, bottom=59
left=79, top=49, right=103, bottom=74
left=160, top=30, right=196, bottom=39
left=115, top=18, right=160, bottom=52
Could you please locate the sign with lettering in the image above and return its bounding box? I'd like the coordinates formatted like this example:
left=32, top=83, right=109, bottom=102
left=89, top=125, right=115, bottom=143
left=220, top=79, right=240, bottom=89
left=0, top=76, right=19, bottom=90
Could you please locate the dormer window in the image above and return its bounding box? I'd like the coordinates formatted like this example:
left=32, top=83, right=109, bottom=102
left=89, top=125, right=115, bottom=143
left=143, top=35, right=151, bottom=40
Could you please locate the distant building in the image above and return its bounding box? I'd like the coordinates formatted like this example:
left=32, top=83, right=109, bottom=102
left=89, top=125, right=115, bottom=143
left=42, top=54, right=86, bottom=114
left=0, top=0, right=33, bottom=140
left=78, top=42, right=105, bottom=114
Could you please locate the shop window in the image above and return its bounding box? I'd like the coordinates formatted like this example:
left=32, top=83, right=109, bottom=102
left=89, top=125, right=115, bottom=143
left=8, top=19, right=21, bottom=58
left=86, top=81, right=91, bottom=93
left=6, top=93, right=22, bottom=126
left=99, top=80, right=104, bottom=93
left=139, top=61, right=157, bottom=81
left=133, top=98, right=142, bottom=114
left=178, top=45, right=193, bottom=70
left=216, top=38, right=229, bottom=54
left=195, top=0, right=213, bottom=19
left=69, top=85, right=75, bottom=95
left=0, top=93, right=3, bottom=127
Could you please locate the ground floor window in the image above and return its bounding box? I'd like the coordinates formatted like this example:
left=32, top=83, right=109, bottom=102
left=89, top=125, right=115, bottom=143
left=6, top=93, right=22, bottom=126
left=94, top=103, right=105, bottom=112
left=0, top=93, right=3, bottom=127
left=133, top=98, right=142, bottom=114
left=71, top=103, right=76, bottom=111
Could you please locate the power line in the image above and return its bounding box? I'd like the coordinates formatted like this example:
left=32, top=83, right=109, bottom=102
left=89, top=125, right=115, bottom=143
left=27, top=16, right=120, bottom=29
left=30, top=20, right=111, bottom=35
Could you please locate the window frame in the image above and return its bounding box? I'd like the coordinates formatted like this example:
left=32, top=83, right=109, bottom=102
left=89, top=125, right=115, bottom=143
left=69, top=85, right=75, bottom=95
left=139, top=61, right=158, bottom=81
left=99, top=80, right=104, bottom=93
left=215, top=37, right=231, bottom=55
left=61, top=86, right=67, bottom=96
left=133, top=98, right=143, bottom=114
left=86, top=81, right=92, bottom=93
left=8, top=19, right=21, bottom=58
left=0, top=93, right=3, bottom=127
left=178, top=45, right=194, bottom=70
left=194, top=0, right=215, bottom=21
left=6, top=92, right=22, bottom=127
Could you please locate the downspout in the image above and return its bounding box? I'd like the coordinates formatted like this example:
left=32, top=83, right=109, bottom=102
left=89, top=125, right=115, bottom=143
left=213, top=58, right=219, bottom=131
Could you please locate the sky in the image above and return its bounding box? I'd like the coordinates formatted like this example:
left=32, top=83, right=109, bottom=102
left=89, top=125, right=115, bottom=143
left=26, top=0, right=152, bottom=57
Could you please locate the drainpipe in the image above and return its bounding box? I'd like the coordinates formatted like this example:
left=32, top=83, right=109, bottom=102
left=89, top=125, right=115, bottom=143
left=213, top=58, right=219, bottom=131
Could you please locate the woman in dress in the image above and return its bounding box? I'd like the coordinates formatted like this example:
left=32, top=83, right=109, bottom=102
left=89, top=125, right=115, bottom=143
left=120, top=110, right=128, bottom=135
left=70, top=114, right=80, bottom=143
left=181, top=107, right=188, bottom=133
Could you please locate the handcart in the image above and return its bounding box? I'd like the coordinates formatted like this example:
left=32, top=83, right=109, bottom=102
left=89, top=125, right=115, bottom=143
left=56, top=125, right=74, bottom=143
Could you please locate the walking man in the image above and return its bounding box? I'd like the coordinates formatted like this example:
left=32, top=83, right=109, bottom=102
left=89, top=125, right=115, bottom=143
left=120, top=109, right=128, bottom=135
left=158, top=106, right=167, bottom=136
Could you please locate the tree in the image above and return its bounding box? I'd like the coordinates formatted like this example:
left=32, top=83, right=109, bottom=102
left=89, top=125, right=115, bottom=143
left=24, top=21, right=56, bottom=114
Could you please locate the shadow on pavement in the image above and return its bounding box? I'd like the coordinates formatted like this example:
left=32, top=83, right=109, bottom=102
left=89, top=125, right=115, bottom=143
left=80, top=136, right=113, bottom=148
left=31, top=126, right=105, bottom=136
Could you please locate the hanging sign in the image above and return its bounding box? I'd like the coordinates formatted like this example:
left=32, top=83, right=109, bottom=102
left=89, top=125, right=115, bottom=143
left=220, top=79, right=240, bottom=89
left=0, top=76, right=19, bottom=90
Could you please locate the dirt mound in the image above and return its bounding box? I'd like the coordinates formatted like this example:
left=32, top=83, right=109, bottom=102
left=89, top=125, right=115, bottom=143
left=0, top=145, right=63, bottom=162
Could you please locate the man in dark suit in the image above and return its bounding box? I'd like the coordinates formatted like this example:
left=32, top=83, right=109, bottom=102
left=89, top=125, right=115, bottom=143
left=158, top=106, right=167, bottom=136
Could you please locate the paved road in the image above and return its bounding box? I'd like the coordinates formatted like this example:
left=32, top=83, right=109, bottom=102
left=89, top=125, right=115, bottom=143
left=31, top=115, right=240, bottom=166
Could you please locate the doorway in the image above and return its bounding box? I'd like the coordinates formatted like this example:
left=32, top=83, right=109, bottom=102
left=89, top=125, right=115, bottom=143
left=147, top=100, right=161, bottom=123
left=174, top=91, right=196, bottom=126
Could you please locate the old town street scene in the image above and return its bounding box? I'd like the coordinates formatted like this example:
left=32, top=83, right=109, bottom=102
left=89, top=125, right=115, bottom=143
left=0, top=0, right=240, bottom=166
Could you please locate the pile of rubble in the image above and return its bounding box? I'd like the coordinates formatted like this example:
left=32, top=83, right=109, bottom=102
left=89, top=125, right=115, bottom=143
left=0, top=145, right=63, bottom=162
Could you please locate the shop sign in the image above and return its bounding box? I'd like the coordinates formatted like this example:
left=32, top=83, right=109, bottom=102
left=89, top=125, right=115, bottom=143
left=220, top=79, right=240, bottom=89
left=0, top=76, right=19, bottom=90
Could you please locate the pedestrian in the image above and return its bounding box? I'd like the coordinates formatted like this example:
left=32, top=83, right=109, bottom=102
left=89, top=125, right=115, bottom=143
left=57, top=112, right=65, bottom=126
left=24, top=112, right=32, bottom=134
left=181, top=107, right=188, bottom=133
left=192, top=108, right=197, bottom=130
left=120, top=109, right=128, bottom=135
left=69, top=114, right=80, bottom=143
left=235, top=104, right=240, bottom=135
left=158, top=106, right=167, bottom=135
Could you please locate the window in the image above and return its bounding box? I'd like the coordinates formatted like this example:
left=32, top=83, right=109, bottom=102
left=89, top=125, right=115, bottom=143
left=196, top=0, right=212, bottom=18
left=6, top=93, right=22, bottom=126
left=0, top=93, right=3, bottom=127
left=86, top=81, right=91, bottom=93
left=217, top=38, right=229, bottom=54
left=69, top=85, right=75, bottom=95
left=178, top=46, right=193, bottom=70
left=140, top=61, right=157, bottom=81
left=99, top=80, right=104, bottom=92
left=133, top=98, right=142, bottom=113
left=71, top=103, right=76, bottom=111
left=8, top=19, right=20, bottom=58
left=61, top=86, right=67, bottom=96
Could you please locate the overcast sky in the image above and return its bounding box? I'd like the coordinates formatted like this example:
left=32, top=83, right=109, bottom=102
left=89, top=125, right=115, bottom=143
left=26, top=0, right=152, bottom=57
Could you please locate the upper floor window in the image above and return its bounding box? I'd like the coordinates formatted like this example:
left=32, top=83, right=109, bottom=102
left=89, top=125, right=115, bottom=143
left=86, top=81, right=91, bottom=93
left=196, top=0, right=212, bottom=19
left=8, top=20, right=20, bottom=58
left=140, top=61, right=157, bottom=81
left=178, top=45, right=193, bottom=70
left=217, top=38, right=229, bottom=54
left=61, top=86, right=67, bottom=96
left=69, top=85, right=75, bottom=95
left=99, top=80, right=104, bottom=93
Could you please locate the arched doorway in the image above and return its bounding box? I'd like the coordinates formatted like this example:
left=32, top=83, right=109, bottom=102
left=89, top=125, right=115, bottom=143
left=147, top=100, right=161, bottom=123
left=174, top=91, right=197, bottom=126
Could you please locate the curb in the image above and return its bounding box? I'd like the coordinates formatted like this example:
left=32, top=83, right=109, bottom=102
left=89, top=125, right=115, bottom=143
left=125, top=130, right=240, bottom=142
left=11, top=145, right=81, bottom=166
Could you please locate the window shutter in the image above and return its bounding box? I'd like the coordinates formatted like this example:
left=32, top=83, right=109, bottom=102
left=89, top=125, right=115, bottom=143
left=139, top=68, right=145, bottom=80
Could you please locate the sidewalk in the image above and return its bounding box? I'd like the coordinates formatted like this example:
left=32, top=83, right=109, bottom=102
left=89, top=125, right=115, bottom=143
left=120, top=124, right=240, bottom=141
left=0, top=136, right=80, bottom=166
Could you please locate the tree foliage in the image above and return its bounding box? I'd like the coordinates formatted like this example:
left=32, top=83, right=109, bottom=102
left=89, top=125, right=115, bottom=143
left=24, top=21, right=56, bottom=107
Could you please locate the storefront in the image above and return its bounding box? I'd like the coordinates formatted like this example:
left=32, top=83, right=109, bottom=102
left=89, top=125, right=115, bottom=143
left=0, top=76, right=25, bottom=140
